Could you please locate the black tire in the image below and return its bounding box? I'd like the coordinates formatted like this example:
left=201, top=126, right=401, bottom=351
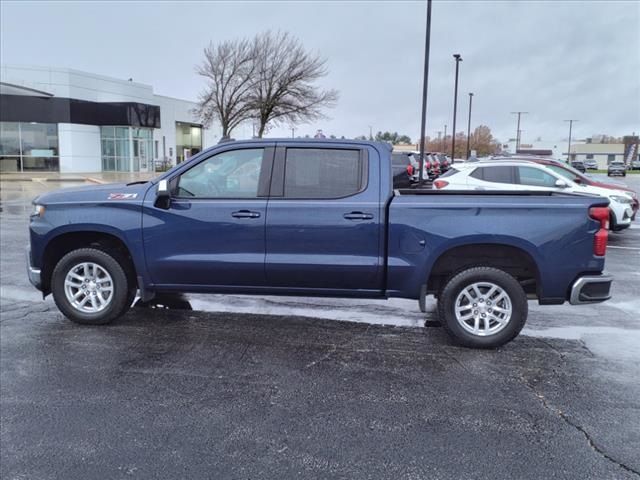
left=51, top=248, right=130, bottom=325
left=438, top=267, right=528, bottom=348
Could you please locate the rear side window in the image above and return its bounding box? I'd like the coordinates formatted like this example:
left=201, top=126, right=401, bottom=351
left=284, top=148, right=366, bottom=199
left=439, top=168, right=459, bottom=178
left=471, top=166, right=514, bottom=184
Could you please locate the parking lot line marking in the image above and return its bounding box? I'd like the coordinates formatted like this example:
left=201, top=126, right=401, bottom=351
left=608, top=246, right=640, bottom=251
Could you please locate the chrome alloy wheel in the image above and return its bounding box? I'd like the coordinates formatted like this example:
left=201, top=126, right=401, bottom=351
left=454, top=282, right=512, bottom=336
left=64, top=262, right=114, bottom=313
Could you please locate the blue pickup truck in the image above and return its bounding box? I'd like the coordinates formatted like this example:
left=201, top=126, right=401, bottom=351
left=27, top=139, right=613, bottom=348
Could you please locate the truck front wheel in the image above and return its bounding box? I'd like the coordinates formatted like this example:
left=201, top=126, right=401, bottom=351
left=438, top=267, right=527, bottom=348
left=51, top=248, right=131, bottom=325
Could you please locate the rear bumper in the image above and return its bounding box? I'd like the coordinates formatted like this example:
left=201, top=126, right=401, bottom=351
left=569, top=274, right=612, bottom=305
left=26, top=248, right=42, bottom=290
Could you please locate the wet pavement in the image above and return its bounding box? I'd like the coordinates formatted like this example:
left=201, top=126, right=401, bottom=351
left=1, top=176, right=639, bottom=479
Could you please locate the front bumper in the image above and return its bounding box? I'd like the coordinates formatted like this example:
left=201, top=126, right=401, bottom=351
left=569, top=274, right=612, bottom=305
left=26, top=248, right=42, bottom=290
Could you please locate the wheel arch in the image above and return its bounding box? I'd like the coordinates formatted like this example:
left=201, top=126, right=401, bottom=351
left=41, top=230, right=137, bottom=295
left=426, top=241, right=541, bottom=298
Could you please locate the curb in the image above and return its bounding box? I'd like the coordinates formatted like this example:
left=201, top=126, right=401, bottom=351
left=84, top=177, right=108, bottom=185
left=0, top=176, right=86, bottom=182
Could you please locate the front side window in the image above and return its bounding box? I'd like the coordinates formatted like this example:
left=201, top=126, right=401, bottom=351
left=176, top=148, right=264, bottom=198
left=284, top=148, right=365, bottom=199
left=517, top=166, right=558, bottom=187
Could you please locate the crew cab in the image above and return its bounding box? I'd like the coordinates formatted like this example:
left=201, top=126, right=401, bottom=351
left=27, top=140, right=613, bottom=348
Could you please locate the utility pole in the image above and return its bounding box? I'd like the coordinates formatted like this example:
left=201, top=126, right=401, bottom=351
left=368, top=125, right=373, bottom=141
left=466, top=92, right=474, bottom=159
left=510, top=111, right=528, bottom=152
left=443, top=124, right=447, bottom=152
left=451, top=54, right=463, bottom=160
left=564, top=119, right=578, bottom=162
left=417, top=0, right=433, bottom=185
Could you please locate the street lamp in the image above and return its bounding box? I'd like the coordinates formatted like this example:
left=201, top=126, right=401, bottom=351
left=510, top=111, right=528, bottom=152
left=564, top=119, right=578, bottom=162
left=417, top=0, right=433, bottom=185
left=451, top=54, right=463, bottom=160
left=466, top=92, right=474, bottom=159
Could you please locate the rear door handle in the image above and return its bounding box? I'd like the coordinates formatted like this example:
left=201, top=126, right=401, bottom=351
left=231, top=210, right=261, bottom=219
left=343, top=212, right=374, bottom=220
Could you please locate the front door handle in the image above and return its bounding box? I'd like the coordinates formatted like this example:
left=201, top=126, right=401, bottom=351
left=343, top=212, right=374, bottom=220
left=231, top=210, right=261, bottom=219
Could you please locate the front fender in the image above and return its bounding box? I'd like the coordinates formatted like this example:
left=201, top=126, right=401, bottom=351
left=29, top=202, right=149, bottom=290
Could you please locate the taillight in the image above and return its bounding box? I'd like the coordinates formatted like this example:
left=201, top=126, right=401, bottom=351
left=434, top=180, right=449, bottom=189
left=406, top=164, right=414, bottom=176
left=589, top=206, right=609, bottom=256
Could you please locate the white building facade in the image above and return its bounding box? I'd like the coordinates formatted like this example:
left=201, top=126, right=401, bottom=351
left=0, top=65, right=218, bottom=173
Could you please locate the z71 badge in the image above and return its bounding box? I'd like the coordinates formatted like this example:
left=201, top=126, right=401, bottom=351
left=108, top=193, right=138, bottom=200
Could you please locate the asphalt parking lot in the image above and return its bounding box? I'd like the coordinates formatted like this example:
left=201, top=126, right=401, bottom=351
left=1, top=176, right=639, bottom=479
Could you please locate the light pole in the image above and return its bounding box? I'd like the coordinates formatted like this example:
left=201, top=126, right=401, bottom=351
left=368, top=125, right=373, bottom=141
left=564, top=119, right=578, bottom=162
left=466, top=92, right=474, bottom=159
left=451, top=54, right=463, bottom=160
left=417, top=0, right=433, bottom=185
left=510, top=111, right=528, bottom=152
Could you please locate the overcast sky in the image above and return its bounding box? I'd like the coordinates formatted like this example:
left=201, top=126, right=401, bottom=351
left=1, top=1, right=638, bottom=143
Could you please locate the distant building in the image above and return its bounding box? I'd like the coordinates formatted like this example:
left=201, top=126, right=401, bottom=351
left=0, top=65, right=218, bottom=173
left=391, top=143, right=416, bottom=153
left=569, top=143, right=623, bottom=167
left=502, top=138, right=583, bottom=159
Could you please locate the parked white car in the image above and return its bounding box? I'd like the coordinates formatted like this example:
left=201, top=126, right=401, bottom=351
left=434, top=161, right=634, bottom=231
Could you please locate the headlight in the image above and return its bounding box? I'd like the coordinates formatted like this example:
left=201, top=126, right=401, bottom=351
left=610, top=195, right=632, bottom=204
left=31, top=204, right=46, bottom=217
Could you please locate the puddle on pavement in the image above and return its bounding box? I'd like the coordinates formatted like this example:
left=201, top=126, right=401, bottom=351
left=524, top=325, right=640, bottom=362
left=4, top=286, right=638, bottom=361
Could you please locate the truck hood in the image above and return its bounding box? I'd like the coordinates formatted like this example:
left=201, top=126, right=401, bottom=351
left=34, top=182, right=151, bottom=205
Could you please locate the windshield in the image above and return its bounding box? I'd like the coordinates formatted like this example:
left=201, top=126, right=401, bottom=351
left=548, top=161, right=590, bottom=178
left=546, top=164, right=581, bottom=183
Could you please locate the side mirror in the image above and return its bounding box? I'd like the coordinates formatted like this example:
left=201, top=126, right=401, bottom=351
left=555, top=179, right=569, bottom=188
left=573, top=177, right=582, bottom=184
left=154, top=179, right=171, bottom=209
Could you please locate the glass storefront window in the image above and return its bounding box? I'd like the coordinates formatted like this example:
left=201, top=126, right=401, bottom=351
left=100, top=126, right=153, bottom=172
left=175, top=122, right=203, bottom=163
left=0, top=122, right=59, bottom=172
left=0, top=122, right=21, bottom=155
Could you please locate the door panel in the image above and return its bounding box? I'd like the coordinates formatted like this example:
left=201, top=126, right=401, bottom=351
left=142, top=146, right=272, bottom=287
left=265, top=146, right=383, bottom=291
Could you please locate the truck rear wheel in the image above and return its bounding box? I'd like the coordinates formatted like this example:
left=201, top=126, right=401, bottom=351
left=51, top=248, right=130, bottom=325
left=438, top=267, right=527, bottom=348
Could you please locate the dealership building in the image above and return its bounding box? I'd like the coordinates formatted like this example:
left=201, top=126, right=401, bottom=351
left=0, top=65, right=219, bottom=173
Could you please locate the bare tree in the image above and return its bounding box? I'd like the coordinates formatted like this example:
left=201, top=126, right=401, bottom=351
left=250, top=31, right=338, bottom=137
left=195, top=38, right=256, bottom=138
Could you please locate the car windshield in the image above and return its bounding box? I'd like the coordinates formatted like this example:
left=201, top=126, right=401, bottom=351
left=546, top=164, right=581, bottom=183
